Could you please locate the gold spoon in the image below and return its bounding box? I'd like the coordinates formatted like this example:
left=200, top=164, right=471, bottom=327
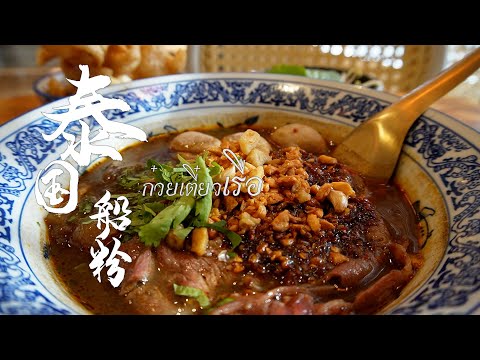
left=332, top=48, right=480, bottom=182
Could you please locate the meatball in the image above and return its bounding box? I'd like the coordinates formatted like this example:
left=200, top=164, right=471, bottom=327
left=271, top=124, right=327, bottom=154
left=170, top=131, right=221, bottom=154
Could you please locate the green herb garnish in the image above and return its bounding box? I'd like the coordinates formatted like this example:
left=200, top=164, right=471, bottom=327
left=136, top=154, right=231, bottom=247
left=214, top=297, right=235, bottom=307
left=78, top=198, right=94, bottom=214
left=173, top=284, right=210, bottom=308
left=139, top=196, right=195, bottom=246
left=106, top=153, right=242, bottom=250
left=193, top=156, right=214, bottom=225
left=198, top=220, right=242, bottom=249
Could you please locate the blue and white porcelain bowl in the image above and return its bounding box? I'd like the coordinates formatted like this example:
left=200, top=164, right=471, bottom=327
left=33, top=69, right=67, bottom=103
left=1, top=73, right=479, bottom=314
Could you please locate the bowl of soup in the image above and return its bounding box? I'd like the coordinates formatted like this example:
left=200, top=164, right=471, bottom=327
left=1, top=72, right=478, bottom=314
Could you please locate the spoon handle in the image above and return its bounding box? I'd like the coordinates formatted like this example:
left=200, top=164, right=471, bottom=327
left=332, top=48, right=480, bottom=180
left=393, top=48, right=480, bottom=127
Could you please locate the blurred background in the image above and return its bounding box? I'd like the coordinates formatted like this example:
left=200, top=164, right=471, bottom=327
left=0, top=45, right=478, bottom=127
left=0, top=45, right=37, bottom=67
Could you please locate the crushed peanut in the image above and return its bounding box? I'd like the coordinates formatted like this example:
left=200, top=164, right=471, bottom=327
left=318, top=155, right=338, bottom=164
left=191, top=228, right=209, bottom=256
left=198, top=132, right=379, bottom=285
left=307, top=213, right=321, bottom=232
left=272, top=210, right=290, bottom=232
left=328, top=190, right=349, bottom=213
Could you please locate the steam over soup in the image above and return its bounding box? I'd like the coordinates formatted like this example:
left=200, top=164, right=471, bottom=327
left=46, top=120, right=422, bottom=314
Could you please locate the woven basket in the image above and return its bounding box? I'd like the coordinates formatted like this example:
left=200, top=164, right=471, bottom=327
left=187, top=45, right=446, bottom=93
left=443, top=45, right=480, bottom=104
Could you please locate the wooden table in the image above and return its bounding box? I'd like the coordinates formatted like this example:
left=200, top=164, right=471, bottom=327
left=0, top=95, right=42, bottom=124
left=0, top=67, right=47, bottom=125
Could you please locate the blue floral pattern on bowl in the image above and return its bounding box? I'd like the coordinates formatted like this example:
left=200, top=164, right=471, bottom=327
left=2, top=73, right=479, bottom=314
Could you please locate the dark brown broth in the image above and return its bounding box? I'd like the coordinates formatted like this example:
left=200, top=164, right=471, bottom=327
left=47, top=125, right=420, bottom=314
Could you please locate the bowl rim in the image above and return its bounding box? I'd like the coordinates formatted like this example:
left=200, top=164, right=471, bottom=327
left=23, top=71, right=479, bottom=136
left=4, top=71, right=480, bottom=314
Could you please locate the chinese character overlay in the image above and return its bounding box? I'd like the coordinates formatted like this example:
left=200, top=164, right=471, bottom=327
left=34, top=160, right=79, bottom=214
left=35, top=65, right=146, bottom=287
left=89, top=238, right=132, bottom=288
left=90, top=190, right=132, bottom=240
left=35, top=64, right=146, bottom=214
left=88, top=192, right=133, bottom=287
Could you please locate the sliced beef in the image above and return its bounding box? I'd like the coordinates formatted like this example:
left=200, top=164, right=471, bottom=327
left=156, top=245, right=228, bottom=296
left=323, top=214, right=391, bottom=288
left=46, top=211, right=124, bottom=251
left=353, top=243, right=413, bottom=314
left=120, top=249, right=156, bottom=295
left=126, top=283, right=178, bottom=314
left=119, top=237, right=149, bottom=263
left=210, top=286, right=314, bottom=315
left=120, top=244, right=231, bottom=314
left=211, top=285, right=348, bottom=315
left=313, top=299, right=353, bottom=315
left=324, top=258, right=377, bottom=288
left=71, top=222, right=119, bottom=251
left=365, top=220, right=393, bottom=248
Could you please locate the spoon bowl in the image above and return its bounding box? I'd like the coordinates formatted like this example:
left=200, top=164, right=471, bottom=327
left=332, top=48, right=480, bottom=181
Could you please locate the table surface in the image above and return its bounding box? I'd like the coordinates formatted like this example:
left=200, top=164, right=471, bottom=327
left=1, top=68, right=479, bottom=131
